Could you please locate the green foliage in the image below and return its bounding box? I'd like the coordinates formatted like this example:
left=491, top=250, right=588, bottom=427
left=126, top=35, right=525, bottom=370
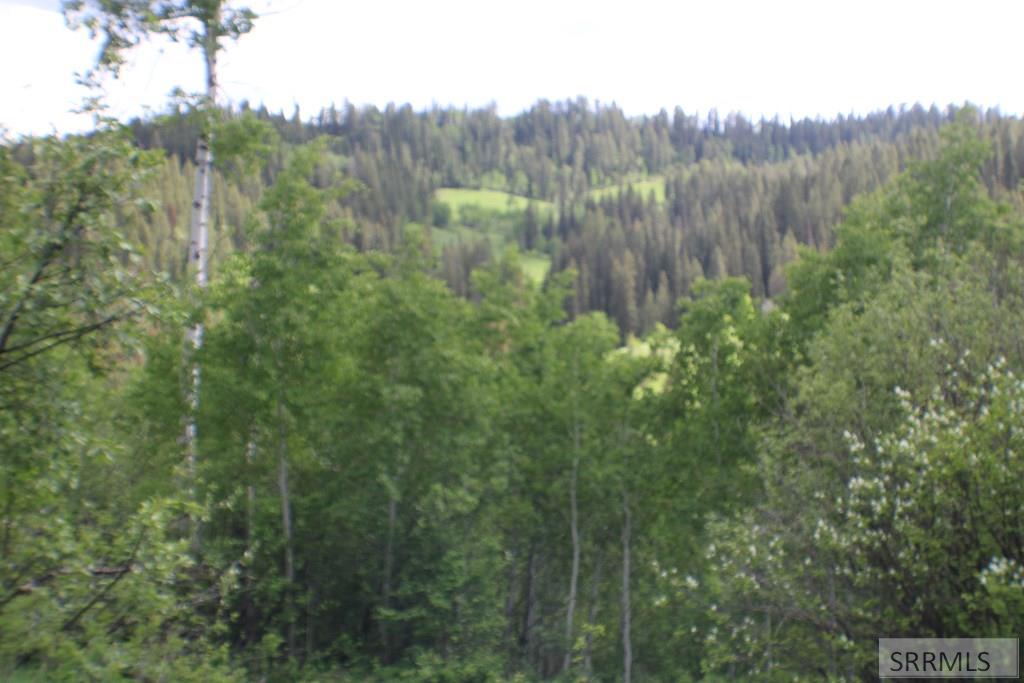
left=699, top=120, right=1024, bottom=680
left=0, top=128, right=160, bottom=376
left=213, top=112, right=281, bottom=180
left=703, top=357, right=1024, bottom=680
left=0, top=127, right=237, bottom=680
left=431, top=200, right=453, bottom=228
left=782, top=108, right=1022, bottom=353
left=842, top=362, right=1024, bottom=636
left=13, top=69, right=1024, bottom=683
left=662, top=277, right=767, bottom=514
left=63, top=0, right=255, bottom=79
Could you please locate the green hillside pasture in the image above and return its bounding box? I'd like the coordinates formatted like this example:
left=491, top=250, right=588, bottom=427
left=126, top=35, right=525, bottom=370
left=588, top=175, right=666, bottom=203
left=520, top=252, right=550, bottom=284
left=429, top=188, right=553, bottom=286
left=435, top=188, right=554, bottom=215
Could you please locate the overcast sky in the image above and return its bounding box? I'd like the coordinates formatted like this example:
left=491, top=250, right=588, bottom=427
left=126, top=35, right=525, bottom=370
left=2, top=0, right=1023, bottom=136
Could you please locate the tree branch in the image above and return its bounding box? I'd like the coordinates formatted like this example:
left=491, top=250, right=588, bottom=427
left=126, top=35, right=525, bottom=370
left=61, top=531, right=144, bottom=633
left=0, top=311, right=130, bottom=373
left=0, top=193, right=87, bottom=356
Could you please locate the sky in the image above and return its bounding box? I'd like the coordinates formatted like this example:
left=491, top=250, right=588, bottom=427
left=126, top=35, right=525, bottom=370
left=2, top=0, right=1024, bottom=136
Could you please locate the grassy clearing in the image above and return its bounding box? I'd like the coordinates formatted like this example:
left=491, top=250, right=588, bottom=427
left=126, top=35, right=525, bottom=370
left=428, top=226, right=550, bottom=286
left=588, top=175, right=666, bottom=203
left=435, top=188, right=554, bottom=215
left=428, top=188, right=554, bottom=287
left=520, top=252, right=550, bottom=284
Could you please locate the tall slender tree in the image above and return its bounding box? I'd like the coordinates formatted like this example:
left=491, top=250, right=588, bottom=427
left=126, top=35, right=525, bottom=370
left=64, top=0, right=256, bottom=537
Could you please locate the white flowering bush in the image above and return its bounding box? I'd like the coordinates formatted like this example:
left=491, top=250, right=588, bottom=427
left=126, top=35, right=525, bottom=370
left=840, top=361, right=1024, bottom=637
left=702, top=361, right=1024, bottom=681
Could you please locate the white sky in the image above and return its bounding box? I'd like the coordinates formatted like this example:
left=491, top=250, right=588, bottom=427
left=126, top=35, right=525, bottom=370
left=2, top=0, right=1023, bottom=136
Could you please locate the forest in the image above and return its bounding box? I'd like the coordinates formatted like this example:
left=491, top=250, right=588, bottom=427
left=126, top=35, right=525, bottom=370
left=116, top=95, right=1024, bottom=338
left=2, top=2, right=1024, bottom=682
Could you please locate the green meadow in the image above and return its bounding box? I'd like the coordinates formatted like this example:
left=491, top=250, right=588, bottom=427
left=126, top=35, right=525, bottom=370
left=587, top=175, right=666, bottom=203
left=519, top=252, right=551, bottom=283
left=435, top=187, right=555, bottom=214
left=426, top=188, right=554, bottom=285
left=425, top=180, right=668, bottom=286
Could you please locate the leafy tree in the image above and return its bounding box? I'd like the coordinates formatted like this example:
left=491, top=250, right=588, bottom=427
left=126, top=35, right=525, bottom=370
left=662, top=277, right=766, bottom=508
left=431, top=200, right=453, bottom=228
left=782, top=109, right=1017, bottom=354
left=199, top=142, right=355, bottom=662
left=701, top=120, right=1024, bottom=680
left=0, top=129, right=236, bottom=681
left=64, top=0, right=258, bottom=536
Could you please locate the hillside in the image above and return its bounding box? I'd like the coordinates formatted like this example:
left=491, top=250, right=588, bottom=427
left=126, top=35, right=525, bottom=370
left=121, top=101, right=1024, bottom=336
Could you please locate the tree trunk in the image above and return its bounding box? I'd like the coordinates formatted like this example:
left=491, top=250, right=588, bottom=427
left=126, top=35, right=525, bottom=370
left=242, top=435, right=258, bottom=647
left=521, top=545, right=537, bottom=661
left=710, top=337, right=721, bottom=468
left=276, top=399, right=296, bottom=658
left=246, top=437, right=256, bottom=554
left=1, top=478, right=12, bottom=560
left=827, top=569, right=838, bottom=679
left=564, top=350, right=583, bottom=676
left=621, top=489, right=633, bottom=683
left=564, top=430, right=581, bottom=674
left=379, top=488, right=398, bottom=663
left=305, top=575, right=317, bottom=665
left=183, top=6, right=218, bottom=551
left=583, top=551, right=603, bottom=678
left=504, top=547, right=519, bottom=645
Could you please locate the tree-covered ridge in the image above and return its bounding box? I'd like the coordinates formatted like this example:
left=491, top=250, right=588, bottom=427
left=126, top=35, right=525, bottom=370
left=5, top=102, right=1024, bottom=681
left=132, top=99, right=963, bottom=199
left=117, top=101, right=1024, bottom=336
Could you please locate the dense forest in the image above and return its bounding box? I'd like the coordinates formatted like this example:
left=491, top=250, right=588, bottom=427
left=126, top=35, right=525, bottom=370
left=3, top=2, right=1024, bottom=682
left=117, top=98, right=1024, bottom=331
left=113, top=97, right=1024, bottom=338
left=114, top=95, right=1024, bottom=331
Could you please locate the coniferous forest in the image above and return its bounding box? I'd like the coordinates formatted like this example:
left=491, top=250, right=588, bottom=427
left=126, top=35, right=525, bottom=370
left=2, top=2, right=1024, bottom=681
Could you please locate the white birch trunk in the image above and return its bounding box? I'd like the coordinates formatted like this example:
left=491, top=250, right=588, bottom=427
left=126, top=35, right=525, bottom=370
left=183, top=4, right=219, bottom=548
